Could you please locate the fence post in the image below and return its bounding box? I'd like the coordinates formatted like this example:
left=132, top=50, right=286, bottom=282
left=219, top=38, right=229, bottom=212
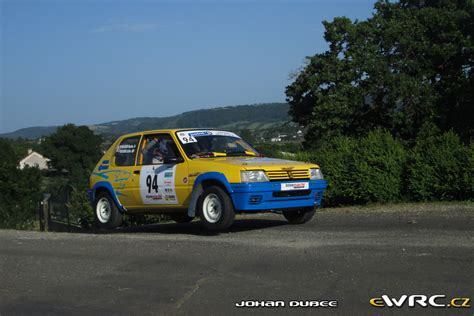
left=38, top=201, right=44, bottom=231
left=41, top=193, right=51, bottom=232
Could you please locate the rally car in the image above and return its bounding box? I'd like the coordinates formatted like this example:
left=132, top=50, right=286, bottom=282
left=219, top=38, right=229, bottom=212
left=89, top=129, right=327, bottom=230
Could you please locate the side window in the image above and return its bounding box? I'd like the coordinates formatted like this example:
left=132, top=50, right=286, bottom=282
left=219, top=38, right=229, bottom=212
left=138, top=134, right=181, bottom=165
left=114, top=136, right=141, bottom=166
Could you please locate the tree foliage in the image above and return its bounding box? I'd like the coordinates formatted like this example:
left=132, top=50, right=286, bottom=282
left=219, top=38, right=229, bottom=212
left=407, top=129, right=473, bottom=200
left=286, top=0, right=474, bottom=145
left=38, top=124, right=103, bottom=226
left=0, top=139, right=42, bottom=229
left=40, top=124, right=103, bottom=186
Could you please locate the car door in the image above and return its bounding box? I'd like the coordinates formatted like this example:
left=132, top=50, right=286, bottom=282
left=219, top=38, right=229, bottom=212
left=111, top=135, right=143, bottom=208
left=136, top=133, right=189, bottom=208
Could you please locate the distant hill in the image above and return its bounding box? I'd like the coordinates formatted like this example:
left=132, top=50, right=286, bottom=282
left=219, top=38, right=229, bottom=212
left=1, top=103, right=291, bottom=140
left=0, top=126, right=59, bottom=140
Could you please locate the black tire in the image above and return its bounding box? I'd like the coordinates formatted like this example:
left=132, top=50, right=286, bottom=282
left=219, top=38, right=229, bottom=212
left=283, top=207, right=316, bottom=224
left=93, top=191, right=123, bottom=228
left=197, top=186, right=235, bottom=230
left=170, top=213, right=194, bottom=223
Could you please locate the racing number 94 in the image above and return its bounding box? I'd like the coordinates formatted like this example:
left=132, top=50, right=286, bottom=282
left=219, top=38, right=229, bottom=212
left=146, top=174, right=159, bottom=193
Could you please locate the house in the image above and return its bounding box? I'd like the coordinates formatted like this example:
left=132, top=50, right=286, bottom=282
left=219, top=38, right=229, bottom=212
left=19, top=150, right=50, bottom=170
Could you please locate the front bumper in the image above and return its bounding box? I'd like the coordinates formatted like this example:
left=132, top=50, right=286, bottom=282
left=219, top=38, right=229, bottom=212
left=230, top=179, right=327, bottom=211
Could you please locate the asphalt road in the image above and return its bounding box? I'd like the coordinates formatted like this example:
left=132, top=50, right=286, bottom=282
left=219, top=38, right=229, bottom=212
left=0, top=203, right=473, bottom=315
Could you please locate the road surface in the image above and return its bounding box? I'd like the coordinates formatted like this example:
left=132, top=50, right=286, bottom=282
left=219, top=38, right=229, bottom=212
left=0, top=203, right=473, bottom=315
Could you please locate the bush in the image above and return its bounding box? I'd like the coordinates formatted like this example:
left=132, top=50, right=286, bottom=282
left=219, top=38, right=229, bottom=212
left=295, top=130, right=406, bottom=206
left=352, top=129, right=406, bottom=203
left=407, top=131, right=473, bottom=201
left=303, top=136, right=358, bottom=206
left=67, top=188, right=94, bottom=227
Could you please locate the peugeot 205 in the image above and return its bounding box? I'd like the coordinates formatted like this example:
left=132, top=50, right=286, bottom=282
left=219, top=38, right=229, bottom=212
left=89, top=129, right=327, bottom=230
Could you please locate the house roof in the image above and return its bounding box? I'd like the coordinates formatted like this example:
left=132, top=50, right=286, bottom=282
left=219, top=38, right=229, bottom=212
left=19, top=151, right=50, bottom=168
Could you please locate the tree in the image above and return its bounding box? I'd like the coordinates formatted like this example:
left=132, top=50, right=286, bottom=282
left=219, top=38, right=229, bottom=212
left=0, top=139, right=42, bottom=229
left=239, top=129, right=256, bottom=145
left=40, top=124, right=103, bottom=186
left=39, top=125, right=103, bottom=226
left=286, top=0, right=474, bottom=146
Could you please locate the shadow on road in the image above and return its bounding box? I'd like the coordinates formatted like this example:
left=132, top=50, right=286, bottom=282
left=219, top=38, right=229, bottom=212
left=88, top=217, right=288, bottom=236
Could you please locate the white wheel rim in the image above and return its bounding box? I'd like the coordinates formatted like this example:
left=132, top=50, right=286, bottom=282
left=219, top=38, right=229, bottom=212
left=96, top=197, right=111, bottom=223
left=202, top=193, right=222, bottom=223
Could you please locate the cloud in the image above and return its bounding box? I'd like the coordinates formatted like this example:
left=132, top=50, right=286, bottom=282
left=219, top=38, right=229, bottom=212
left=93, top=22, right=159, bottom=33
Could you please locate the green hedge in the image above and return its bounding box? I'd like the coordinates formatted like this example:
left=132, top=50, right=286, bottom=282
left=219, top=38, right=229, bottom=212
left=290, top=129, right=472, bottom=206
left=406, top=131, right=473, bottom=201
left=295, top=136, right=358, bottom=205
left=352, top=130, right=406, bottom=203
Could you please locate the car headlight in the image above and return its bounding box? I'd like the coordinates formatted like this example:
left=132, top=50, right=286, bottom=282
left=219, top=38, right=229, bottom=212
left=310, top=168, right=323, bottom=180
left=241, top=170, right=269, bottom=183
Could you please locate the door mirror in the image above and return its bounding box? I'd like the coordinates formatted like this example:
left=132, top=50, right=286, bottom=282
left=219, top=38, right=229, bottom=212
left=163, top=156, right=184, bottom=164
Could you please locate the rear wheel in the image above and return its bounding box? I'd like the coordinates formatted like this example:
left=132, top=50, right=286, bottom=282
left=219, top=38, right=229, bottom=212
left=283, top=207, right=315, bottom=224
left=94, top=191, right=123, bottom=228
left=198, top=186, right=235, bottom=230
left=170, top=213, right=194, bottom=223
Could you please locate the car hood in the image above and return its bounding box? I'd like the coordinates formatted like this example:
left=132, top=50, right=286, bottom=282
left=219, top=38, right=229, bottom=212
left=195, top=156, right=318, bottom=170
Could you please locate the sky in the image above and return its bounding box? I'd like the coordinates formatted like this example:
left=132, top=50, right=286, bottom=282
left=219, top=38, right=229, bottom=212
left=0, top=0, right=374, bottom=133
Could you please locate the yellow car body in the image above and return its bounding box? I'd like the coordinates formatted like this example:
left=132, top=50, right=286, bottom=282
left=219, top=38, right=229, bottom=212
left=89, top=129, right=327, bottom=229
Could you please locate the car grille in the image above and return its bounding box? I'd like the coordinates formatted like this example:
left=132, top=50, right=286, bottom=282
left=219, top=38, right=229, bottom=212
left=265, top=169, right=310, bottom=181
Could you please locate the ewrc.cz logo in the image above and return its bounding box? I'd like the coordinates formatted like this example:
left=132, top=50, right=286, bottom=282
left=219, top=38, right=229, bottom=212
left=370, top=295, right=471, bottom=308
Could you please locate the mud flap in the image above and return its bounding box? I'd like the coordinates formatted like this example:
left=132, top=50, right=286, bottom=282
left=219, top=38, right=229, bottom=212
left=187, top=184, right=203, bottom=217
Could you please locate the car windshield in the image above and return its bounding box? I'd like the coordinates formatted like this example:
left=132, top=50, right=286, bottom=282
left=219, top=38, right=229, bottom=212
left=176, top=130, right=259, bottom=158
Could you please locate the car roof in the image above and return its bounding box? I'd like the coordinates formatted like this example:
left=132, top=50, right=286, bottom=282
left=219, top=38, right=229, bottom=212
left=118, top=128, right=229, bottom=139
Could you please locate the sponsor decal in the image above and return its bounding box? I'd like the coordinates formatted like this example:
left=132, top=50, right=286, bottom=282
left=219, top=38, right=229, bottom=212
left=189, top=131, right=212, bottom=137
left=281, top=182, right=309, bottom=191
left=145, top=194, right=162, bottom=200
left=116, top=143, right=137, bottom=154
left=177, top=130, right=240, bottom=144
left=165, top=194, right=176, bottom=201
left=235, top=300, right=338, bottom=308
left=369, top=295, right=471, bottom=309
left=164, top=171, right=173, bottom=178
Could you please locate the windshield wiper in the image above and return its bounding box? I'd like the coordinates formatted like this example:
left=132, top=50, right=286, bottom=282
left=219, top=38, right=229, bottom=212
left=226, top=151, right=257, bottom=157
left=192, top=152, right=227, bottom=158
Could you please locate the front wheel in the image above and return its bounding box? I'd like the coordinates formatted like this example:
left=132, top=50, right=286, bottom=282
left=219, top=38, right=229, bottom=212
left=283, top=207, right=315, bottom=224
left=94, top=191, right=123, bottom=228
left=198, top=186, right=235, bottom=230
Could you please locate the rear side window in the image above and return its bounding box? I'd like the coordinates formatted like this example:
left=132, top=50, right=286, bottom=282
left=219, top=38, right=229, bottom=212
left=138, top=134, right=182, bottom=165
left=115, top=136, right=141, bottom=166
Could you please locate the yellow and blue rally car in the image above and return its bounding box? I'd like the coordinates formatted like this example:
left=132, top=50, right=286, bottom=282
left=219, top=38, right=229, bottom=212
left=89, top=129, right=327, bottom=230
